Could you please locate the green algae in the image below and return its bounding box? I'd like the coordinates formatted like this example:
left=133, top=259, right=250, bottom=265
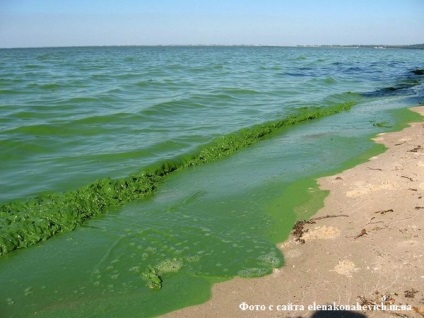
left=276, top=107, right=424, bottom=226
left=385, top=107, right=424, bottom=132
left=264, top=107, right=424, bottom=248
left=184, top=98, right=358, bottom=167
left=0, top=106, right=422, bottom=318
left=0, top=96, right=360, bottom=256
left=141, top=266, right=162, bottom=289
left=0, top=173, right=160, bottom=255
left=372, top=121, right=392, bottom=128
left=267, top=178, right=329, bottom=243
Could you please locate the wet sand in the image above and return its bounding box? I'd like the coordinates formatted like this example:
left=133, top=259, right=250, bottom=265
left=165, top=106, right=424, bottom=318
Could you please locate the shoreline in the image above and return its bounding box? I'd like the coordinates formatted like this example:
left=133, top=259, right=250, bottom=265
left=165, top=106, right=424, bottom=318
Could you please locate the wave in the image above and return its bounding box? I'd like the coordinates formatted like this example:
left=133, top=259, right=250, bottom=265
left=305, top=76, right=337, bottom=86
left=0, top=94, right=361, bottom=256
left=362, top=69, right=424, bottom=98
left=71, top=112, right=134, bottom=125
left=135, top=80, right=171, bottom=88
left=4, top=111, right=136, bottom=136
left=23, top=64, right=45, bottom=69
left=140, top=99, right=206, bottom=117
left=24, top=82, right=61, bottom=91
left=0, top=89, right=16, bottom=95
left=6, top=123, right=75, bottom=136
left=221, top=88, right=260, bottom=95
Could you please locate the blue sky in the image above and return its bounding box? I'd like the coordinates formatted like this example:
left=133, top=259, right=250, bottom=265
left=0, top=0, right=423, bottom=48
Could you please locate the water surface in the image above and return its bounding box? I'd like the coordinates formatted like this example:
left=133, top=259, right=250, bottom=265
left=0, top=46, right=423, bottom=317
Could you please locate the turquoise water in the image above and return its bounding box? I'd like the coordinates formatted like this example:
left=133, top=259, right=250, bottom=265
left=0, top=47, right=423, bottom=317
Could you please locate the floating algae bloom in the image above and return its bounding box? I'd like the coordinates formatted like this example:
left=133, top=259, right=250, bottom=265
left=0, top=172, right=160, bottom=255
left=0, top=95, right=360, bottom=256
left=140, top=257, right=197, bottom=289
left=142, top=266, right=163, bottom=290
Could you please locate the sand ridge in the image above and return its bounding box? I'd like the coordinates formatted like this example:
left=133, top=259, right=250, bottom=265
left=165, top=106, right=424, bottom=318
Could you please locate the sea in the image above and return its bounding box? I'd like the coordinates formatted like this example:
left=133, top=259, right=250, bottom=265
left=0, top=46, right=423, bottom=317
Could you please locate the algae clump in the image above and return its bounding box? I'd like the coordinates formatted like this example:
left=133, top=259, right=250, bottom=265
left=142, top=266, right=163, bottom=290
left=0, top=97, right=359, bottom=256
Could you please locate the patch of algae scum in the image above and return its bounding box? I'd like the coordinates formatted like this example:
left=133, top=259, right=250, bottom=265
left=0, top=103, right=423, bottom=317
left=0, top=94, right=360, bottom=256
left=272, top=106, right=424, bottom=231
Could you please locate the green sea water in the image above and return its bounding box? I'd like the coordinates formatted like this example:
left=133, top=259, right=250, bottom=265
left=0, top=47, right=423, bottom=317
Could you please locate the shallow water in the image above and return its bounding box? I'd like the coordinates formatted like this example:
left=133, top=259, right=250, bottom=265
left=0, top=47, right=423, bottom=317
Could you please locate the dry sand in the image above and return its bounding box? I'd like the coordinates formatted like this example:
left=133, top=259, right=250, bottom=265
left=165, top=106, right=424, bottom=318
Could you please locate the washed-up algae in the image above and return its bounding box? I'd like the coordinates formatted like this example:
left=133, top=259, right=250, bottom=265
left=0, top=96, right=359, bottom=256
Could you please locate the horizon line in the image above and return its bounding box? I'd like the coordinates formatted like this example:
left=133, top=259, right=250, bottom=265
left=1, top=43, right=423, bottom=50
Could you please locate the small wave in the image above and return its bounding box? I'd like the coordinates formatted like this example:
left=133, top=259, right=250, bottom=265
left=411, top=69, right=424, bottom=76
left=284, top=67, right=314, bottom=77
left=343, top=66, right=363, bottom=74
left=23, top=64, right=44, bottom=69
left=259, top=65, right=282, bottom=71
left=211, top=64, right=224, bottom=70
left=0, top=138, right=50, bottom=158
left=363, top=78, right=422, bottom=98
left=10, top=111, right=39, bottom=120
left=320, top=91, right=362, bottom=106
left=90, top=74, right=111, bottom=81
left=188, top=66, right=218, bottom=73
left=141, top=99, right=205, bottom=117
left=323, top=76, right=337, bottom=85
left=71, top=112, right=134, bottom=126
left=79, top=147, right=154, bottom=164
left=40, top=83, right=60, bottom=90
left=114, top=73, right=145, bottom=80
left=197, top=93, right=235, bottom=101
left=123, top=56, right=135, bottom=62
left=306, top=76, right=337, bottom=86
left=412, top=83, right=424, bottom=96
left=28, top=83, right=60, bottom=90
left=105, top=88, right=123, bottom=95
left=136, top=80, right=162, bottom=88
left=7, top=123, right=74, bottom=136
left=67, top=97, right=99, bottom=103
left=5, top=112, right=131, bottom=136
left=222, top=88, right=260, bottom=95
left=0, top=89, right=17, bottom=95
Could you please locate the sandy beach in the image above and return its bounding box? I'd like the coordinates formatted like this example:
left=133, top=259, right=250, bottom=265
left=166, top=106, right=424, bottom=318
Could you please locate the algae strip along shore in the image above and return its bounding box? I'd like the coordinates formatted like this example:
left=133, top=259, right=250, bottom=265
left=0, top=98, right=358, bottom=255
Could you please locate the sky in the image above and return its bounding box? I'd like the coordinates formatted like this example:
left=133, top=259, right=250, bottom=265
left=0, top=0, right=423, bottom=48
